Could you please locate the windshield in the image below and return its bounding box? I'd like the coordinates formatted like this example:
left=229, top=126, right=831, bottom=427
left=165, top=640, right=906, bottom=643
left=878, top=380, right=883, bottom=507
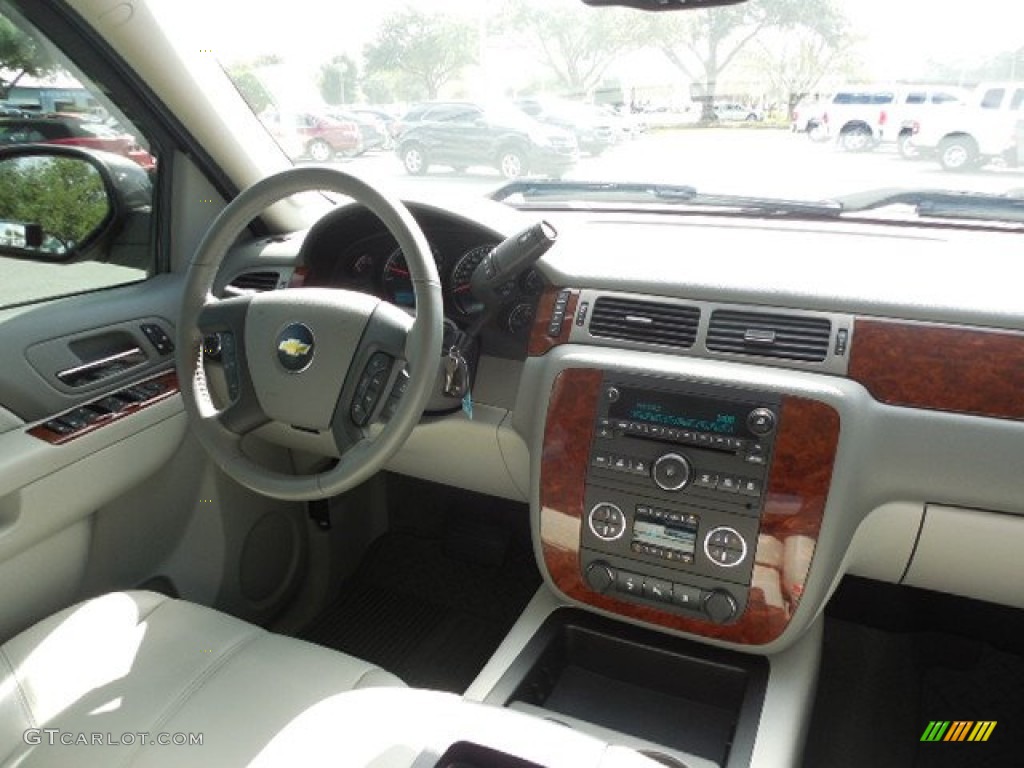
left=184, top=0, right=1024, bottom=210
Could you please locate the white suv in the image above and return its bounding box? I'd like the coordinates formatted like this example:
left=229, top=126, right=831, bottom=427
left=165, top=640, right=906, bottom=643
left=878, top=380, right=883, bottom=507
left=910, top=82, right=1024, bottom=171
left=813, top=87, right=896, bottom=151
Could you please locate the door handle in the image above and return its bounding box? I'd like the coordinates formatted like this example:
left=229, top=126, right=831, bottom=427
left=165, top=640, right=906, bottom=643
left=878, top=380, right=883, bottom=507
left=56, top=346, right=146, bottom=387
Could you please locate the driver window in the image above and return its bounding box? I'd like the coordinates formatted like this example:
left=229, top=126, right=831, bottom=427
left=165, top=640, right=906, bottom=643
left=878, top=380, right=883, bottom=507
left=0, top=5, right=158, bottom=309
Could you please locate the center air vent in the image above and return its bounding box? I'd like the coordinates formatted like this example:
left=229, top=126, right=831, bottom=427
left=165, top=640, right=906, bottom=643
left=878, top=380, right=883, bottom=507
left=226, top=271, right=283, bottom=294
left=589, top=296, right=700, bottom=349
left=706, top=310, right=831, bottom=362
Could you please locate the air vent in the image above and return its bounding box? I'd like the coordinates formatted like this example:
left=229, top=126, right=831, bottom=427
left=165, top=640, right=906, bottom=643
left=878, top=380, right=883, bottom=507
left=707, top=310, right=831, bottom=362
left=589, top=296, right=700, bottom=349
left=226, top=271, right=283, bottom=294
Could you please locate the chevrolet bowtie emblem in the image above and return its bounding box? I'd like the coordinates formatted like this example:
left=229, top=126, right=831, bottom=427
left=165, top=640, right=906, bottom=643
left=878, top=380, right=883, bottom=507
left=278, top=339, right=312, bottom=357
left=276, top=323, right=315, bottom=372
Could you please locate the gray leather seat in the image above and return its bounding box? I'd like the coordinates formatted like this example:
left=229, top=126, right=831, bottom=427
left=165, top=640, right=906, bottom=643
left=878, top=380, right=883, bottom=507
left=0, top=591, right=402, bottom=766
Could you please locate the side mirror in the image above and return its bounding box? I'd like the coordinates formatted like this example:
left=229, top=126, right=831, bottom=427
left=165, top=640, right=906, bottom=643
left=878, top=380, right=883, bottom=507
left=0, top=144, right=151, bottom=262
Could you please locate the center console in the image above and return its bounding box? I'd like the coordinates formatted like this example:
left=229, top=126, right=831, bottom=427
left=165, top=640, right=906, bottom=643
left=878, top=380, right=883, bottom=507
left=582, top=373, right=780, bottom=626
left=538, top=367, right=840, bottom=646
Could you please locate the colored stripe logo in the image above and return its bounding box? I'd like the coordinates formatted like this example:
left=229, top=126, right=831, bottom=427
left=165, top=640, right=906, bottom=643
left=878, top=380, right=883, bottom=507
left=920, top=721, right=997, bottom=742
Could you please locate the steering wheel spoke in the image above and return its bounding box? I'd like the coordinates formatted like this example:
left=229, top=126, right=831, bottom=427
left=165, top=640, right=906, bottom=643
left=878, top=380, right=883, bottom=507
left=332, top=300, right=415, bottom=449
left=194, top=295, right=268, bottom=435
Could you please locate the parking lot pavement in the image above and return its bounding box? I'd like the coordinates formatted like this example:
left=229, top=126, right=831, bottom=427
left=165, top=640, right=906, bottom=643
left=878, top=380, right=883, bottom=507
left=337, top=129, right=1024, bottom=203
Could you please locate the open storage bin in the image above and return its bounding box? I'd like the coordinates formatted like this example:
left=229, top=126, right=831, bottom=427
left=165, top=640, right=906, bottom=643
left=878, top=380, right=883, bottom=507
left=485, top=609, right=767, bottom=768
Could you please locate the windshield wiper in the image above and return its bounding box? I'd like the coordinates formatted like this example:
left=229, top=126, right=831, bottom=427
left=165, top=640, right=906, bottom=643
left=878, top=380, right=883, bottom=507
left=491, top=179, right=843, bottom=217
left=837, top=188, right=1024, bottom=224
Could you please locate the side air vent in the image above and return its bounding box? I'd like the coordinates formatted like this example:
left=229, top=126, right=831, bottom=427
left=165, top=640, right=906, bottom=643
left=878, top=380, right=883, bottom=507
left=589, top=296, right=700, bottom=349
left=706, top=310, right=831, bottom=362
left=226, top=271, right=283, bottom=294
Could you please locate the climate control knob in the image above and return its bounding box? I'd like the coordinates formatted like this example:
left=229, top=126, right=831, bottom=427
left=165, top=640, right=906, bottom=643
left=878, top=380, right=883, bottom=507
left=585, top=562, right=616, bottom=594
left=703, top=589, right=739, bottom=624
left=652, top=453, right=692, bottom=492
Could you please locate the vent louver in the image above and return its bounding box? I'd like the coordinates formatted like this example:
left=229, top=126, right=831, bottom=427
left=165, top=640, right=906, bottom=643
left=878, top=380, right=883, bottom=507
left=589, top=296, right=700, bottom=349
left=226, top=271, right=283, bottom=293
left=706, top=310, right=831, bottom=362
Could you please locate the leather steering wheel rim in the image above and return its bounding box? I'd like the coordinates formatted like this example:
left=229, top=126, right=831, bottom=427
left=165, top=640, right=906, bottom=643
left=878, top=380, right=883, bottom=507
left=176, top=166, right=443, bottom=500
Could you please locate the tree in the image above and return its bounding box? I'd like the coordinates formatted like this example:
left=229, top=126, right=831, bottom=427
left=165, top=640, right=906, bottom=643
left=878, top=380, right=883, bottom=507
left=645, top=0, right=843, bottom=122
left=364, top=9, right=476, bottom=100
left=319, top=55, right=359, bottom=106
left=754, top=11, right=857, bottom=116
left=502, top=0, right=646, bottom=98
left=0, top=13, right=57, bottom=98
left=228, top=68, right=274, bottom=114
left=0, top=157, right=109, bottom=253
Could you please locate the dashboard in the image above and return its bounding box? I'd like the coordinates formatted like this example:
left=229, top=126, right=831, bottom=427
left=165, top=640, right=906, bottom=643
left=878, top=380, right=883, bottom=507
left=223, top=196, right=1024, bottom=655
left=298, top=205, right=547, bottom=358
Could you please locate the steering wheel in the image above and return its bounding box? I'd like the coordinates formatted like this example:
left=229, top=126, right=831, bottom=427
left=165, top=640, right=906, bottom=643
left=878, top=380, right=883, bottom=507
left=176, top=167, right=443, bottom=500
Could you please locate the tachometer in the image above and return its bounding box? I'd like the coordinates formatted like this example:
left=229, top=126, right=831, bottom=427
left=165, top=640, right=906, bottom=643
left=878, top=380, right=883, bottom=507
left=381, top=244, right=439, bottom=308
left=449, top=243, right=498, bottom=316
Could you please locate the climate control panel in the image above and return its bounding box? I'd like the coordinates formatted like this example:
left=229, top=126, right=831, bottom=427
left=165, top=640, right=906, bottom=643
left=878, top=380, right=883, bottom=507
left=580, top=373, right=781, bottom=624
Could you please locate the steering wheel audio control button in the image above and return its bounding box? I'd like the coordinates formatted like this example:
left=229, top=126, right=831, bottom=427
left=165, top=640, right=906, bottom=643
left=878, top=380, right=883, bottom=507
left=652, top=453, right=692, bottom=491
left=352, top=352, right=394, bottom=426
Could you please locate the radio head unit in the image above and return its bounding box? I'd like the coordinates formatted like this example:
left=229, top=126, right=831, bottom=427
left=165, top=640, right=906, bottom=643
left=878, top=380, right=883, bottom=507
left=581, top=374, right=781, bottom=625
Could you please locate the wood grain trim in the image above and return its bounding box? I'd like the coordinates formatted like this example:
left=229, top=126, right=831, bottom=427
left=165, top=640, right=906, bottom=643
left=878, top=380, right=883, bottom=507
left=539, top=368, right=840, bottom=645
left=528, top=287, right=578, bottom=357
left=28, top=371, right=179, bottom=445
left=849, top=318, right=1024, bottom=421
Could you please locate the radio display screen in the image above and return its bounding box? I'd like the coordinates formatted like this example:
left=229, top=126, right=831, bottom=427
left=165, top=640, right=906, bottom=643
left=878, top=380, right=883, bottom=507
left=633, top=514, right=697, bottom=557
left=609, top=387, right=749, bottom=436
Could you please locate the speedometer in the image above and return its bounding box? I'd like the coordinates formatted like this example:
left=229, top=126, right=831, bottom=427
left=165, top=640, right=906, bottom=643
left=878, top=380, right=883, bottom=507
left=449, top=244, right=497, bottom=316
left=381, top=244, right=439, bottom=308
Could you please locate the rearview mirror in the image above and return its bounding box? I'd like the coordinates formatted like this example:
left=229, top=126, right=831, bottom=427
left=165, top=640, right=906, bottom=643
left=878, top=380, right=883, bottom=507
left=581, top=0, right=747, bottom=9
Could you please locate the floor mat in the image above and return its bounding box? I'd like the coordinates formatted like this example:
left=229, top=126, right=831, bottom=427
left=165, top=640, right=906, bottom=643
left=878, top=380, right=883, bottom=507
left=803, top=619, right=1024, bottom=768
left=300, top=525, right=540, bottom=693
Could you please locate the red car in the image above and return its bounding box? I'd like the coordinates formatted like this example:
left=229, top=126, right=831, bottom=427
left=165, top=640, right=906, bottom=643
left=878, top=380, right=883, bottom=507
left=261, top=111, right=363, bottom=162
left=0, top=114, right=156, bottom=170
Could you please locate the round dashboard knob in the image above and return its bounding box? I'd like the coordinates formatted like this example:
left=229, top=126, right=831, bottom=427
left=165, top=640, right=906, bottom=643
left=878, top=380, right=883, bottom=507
left=585, top=562, right=616, bottom=594
left=703, top=590, right=739, bottom=624
left=652, top=453, right=692, bottom=491
left=747, top=407, right=776, bottom=436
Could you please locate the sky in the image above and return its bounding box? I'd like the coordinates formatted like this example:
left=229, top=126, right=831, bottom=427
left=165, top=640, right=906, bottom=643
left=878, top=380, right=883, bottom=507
left=165, top=0, right=1024, bottom=88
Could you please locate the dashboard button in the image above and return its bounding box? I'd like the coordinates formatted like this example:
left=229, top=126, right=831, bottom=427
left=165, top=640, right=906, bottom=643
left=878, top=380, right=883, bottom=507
left=616, top=571, right=643, bottom=596
left=672, top=583, right=702, bottom=609
left=694, top=471, right=719, bottom=489
left=588, top=503, right=625, bottom=541
left=739, top=478, right=762, bottom=497
left=747, top=408, right=776, bottom=435
left=653, top=453, right=692, bottom=491
left=643, top=577, right=673, bottom=603
left=718, top=475, right=739, bottom=494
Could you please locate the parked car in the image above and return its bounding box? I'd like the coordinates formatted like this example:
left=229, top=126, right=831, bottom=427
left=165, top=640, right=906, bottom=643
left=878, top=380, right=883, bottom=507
left=395, top=101, right=578, bottom=178
left=0, top=114, right=155, bottom=169
left=260, top=111, right=363, bottom=162
left=790, top=98, right=829, bottom=140
left=517, top=99, right=618, bottom=156
left=807, top=87, right=898, bottom=151
left=348, top=107, right=401, bottom=147
left=327, top=109, right=388, bottom=152
left=713, top=102, right=763, bottom=122
left=908, top=82, right=1024, bottom=170
left=883, top=87, right=969, bottom=158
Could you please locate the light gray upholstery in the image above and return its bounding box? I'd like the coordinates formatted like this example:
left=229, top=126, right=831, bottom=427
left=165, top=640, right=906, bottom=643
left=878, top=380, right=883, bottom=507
left=0, top=591, right=402, bottom=766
